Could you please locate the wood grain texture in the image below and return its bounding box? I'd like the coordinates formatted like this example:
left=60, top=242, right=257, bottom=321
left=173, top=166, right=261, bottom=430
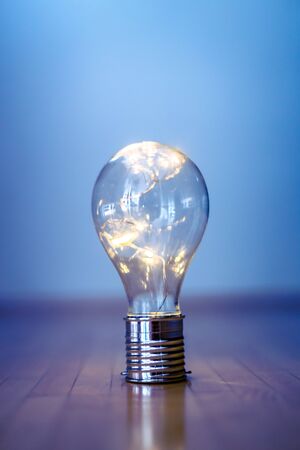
left=0, top=297, right=299, bottom=450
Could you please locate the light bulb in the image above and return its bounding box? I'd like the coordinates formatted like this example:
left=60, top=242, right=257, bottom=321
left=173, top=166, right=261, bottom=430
left=92, top=141, right=209, bottom=383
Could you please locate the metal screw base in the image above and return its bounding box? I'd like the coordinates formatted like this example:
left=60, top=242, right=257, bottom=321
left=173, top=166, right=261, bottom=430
left=123, top=315, right=188, bottom=384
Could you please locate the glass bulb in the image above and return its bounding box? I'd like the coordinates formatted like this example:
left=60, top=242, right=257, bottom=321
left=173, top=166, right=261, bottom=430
left=92, top=141, right=209, bottom=317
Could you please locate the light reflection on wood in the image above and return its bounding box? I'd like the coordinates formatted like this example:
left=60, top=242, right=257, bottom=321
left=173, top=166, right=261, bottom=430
left=126, top=382, right=186, bottom=450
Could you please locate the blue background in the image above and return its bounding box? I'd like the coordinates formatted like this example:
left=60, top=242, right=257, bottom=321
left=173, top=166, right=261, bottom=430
left=0, top=1, right=299, bottom=299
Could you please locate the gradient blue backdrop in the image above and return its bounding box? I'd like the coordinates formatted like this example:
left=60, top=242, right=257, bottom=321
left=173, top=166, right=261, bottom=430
left=0, top=1, right=299, bottom=298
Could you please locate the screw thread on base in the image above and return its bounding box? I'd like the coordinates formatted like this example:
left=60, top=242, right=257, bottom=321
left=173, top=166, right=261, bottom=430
left=123, top=315, right=187, bottom=384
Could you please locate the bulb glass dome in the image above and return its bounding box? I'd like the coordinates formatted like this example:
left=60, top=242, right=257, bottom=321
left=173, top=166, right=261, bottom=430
left=92, top=141, right=209, bottom=317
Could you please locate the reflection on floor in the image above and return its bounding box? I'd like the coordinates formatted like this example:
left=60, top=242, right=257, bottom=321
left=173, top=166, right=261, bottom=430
left=0, top=295, right=299, bottom=450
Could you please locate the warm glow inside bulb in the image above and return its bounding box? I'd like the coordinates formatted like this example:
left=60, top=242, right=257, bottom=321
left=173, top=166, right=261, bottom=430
left=92, top=141, right=209, bottom=317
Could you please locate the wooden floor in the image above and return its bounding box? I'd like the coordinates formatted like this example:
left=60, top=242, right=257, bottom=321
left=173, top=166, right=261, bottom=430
left=0, top=296, right=300, bottom=450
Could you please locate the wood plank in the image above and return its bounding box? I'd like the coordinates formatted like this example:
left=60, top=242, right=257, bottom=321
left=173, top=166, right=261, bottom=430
left=186, top=356, right=300, bottom=450
left=46, top=352, right=117, bottom=450
left=0, top=366, right=49, bottom=447
left=30, top=359, right=82, bottom=397
left=0, top=303, right=300, bottom=450
left=239, top=358, right=300, bottom=409
left=0, top=396, right=65, bottom=450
